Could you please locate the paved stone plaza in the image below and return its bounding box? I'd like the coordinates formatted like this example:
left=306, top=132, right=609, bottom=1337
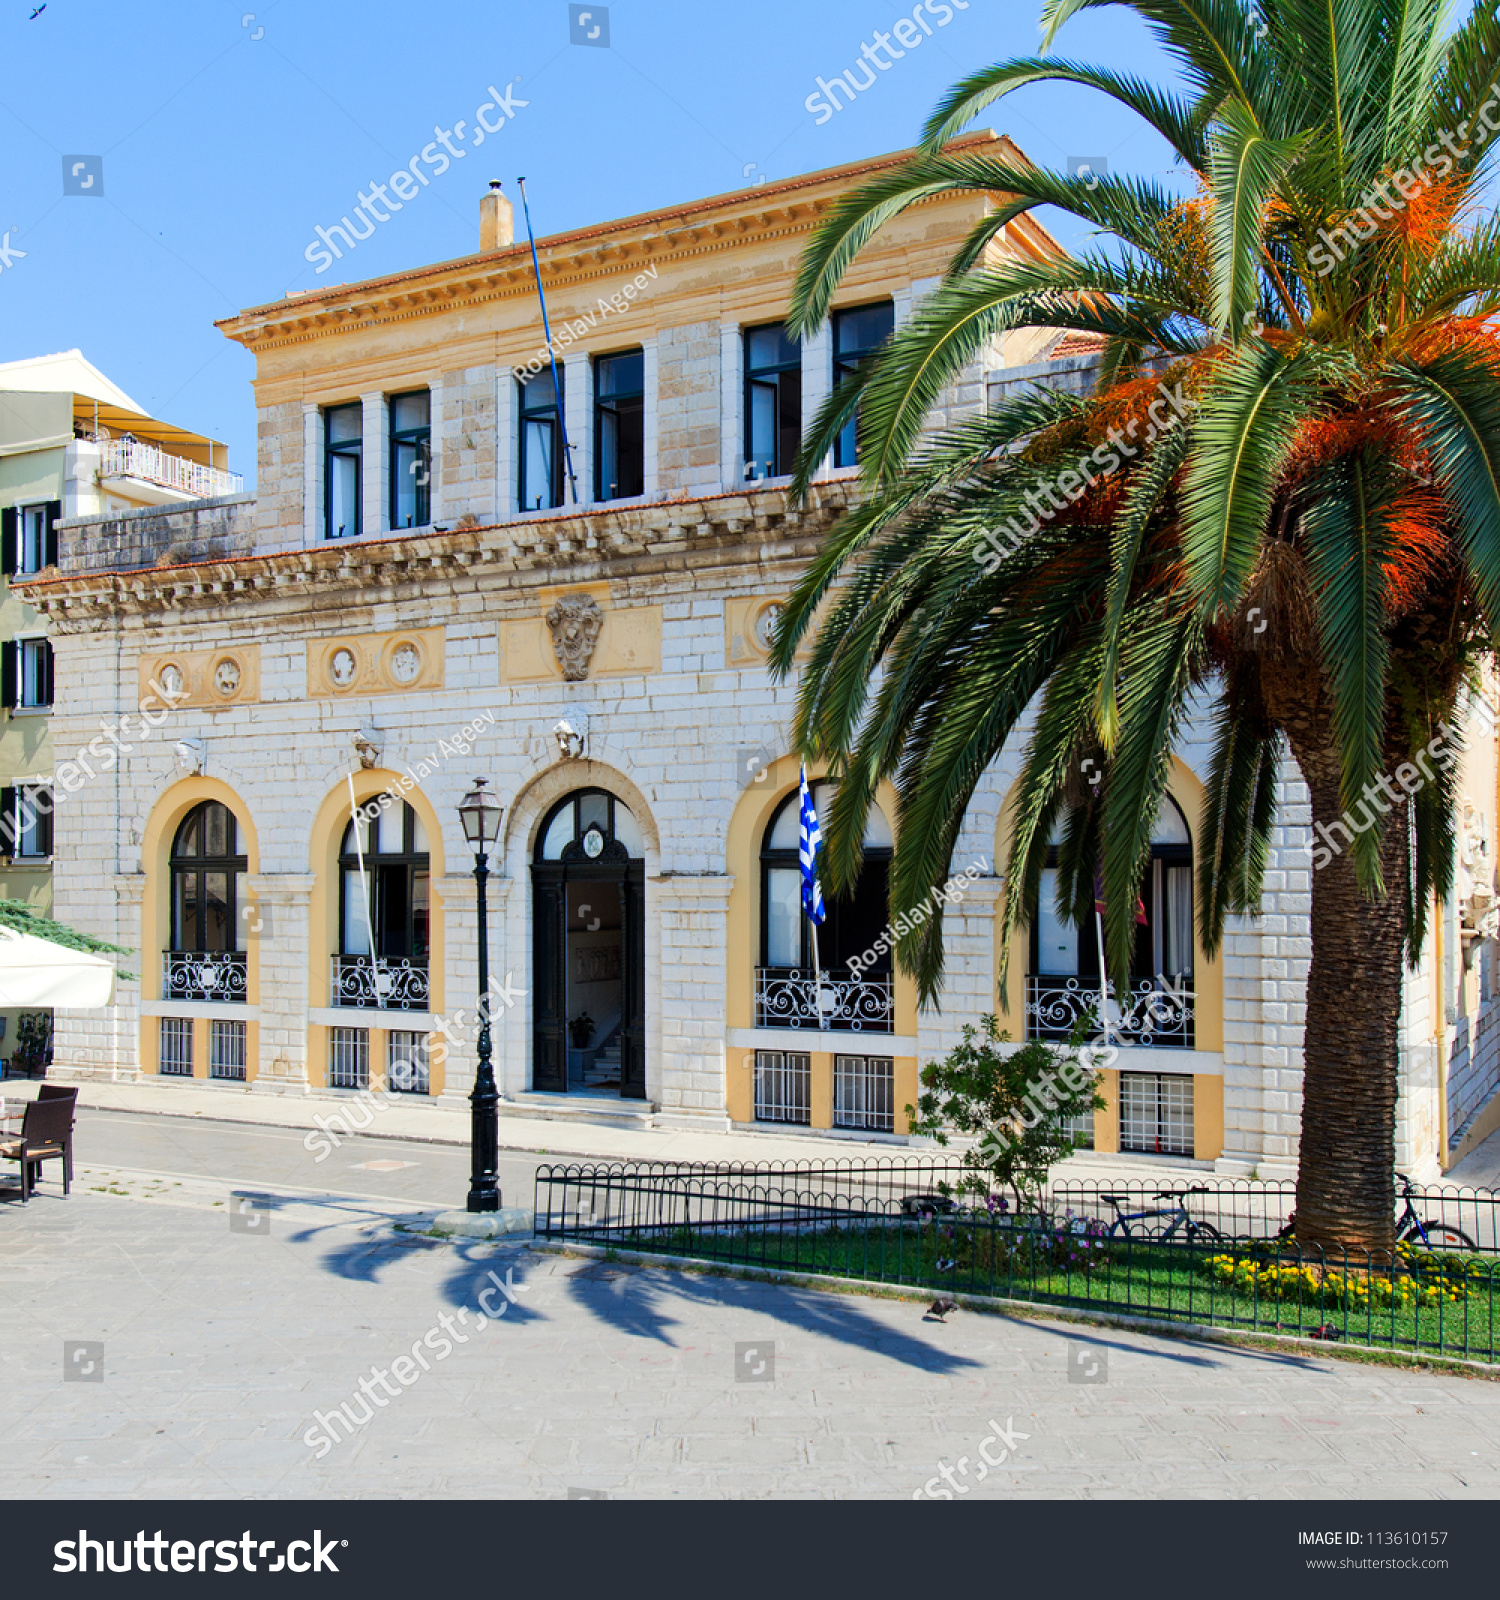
left=2, top=1113, right=1498, bottom=1500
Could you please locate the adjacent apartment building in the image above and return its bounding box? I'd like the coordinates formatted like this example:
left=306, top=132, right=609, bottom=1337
left=18, top=137, right=1500, bottom=1178
left=0, top=351, right=238, bottom=1070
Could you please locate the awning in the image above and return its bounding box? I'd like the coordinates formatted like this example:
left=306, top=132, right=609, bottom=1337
left=0, top=927, right=116, bottom=1008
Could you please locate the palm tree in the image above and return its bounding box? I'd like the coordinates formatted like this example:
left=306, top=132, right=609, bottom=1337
left=771, top=0, right=1500, bottom=1254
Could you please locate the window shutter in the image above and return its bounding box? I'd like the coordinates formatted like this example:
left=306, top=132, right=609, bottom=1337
left=0, top=508, right=14, bottom=576
left=36, top=792, right=53, bottom=857
left=41, top=640, right=53, bottom=707
left=43, top=500, right=61, bottom=568
left=0, top=787, right=14, bottom=854
left=1, top=640, right=15, bottom=710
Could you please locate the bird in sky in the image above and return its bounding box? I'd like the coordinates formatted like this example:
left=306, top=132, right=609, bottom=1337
left=29, top=5, right=46, bottom=17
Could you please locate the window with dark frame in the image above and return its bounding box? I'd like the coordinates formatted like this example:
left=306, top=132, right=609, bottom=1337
left=339, top=800, right=430, bottom=965
left=518, top=369, right=566, bottom=511
left=759, top=781, right=893, bottom=975
left=17, top=638, right=52, bottom=709
left=1, top=501, right=60, bottom=576
left=170, top=801, right=246, bottom=952
left=832, top=301, right=895, bottom=468
left=1, top=783, right=53, bottom=859
left=159, top=1017, right=193, bottom=1077
left=744, top=324, right=802, bottom=480
left=324, top=403, right=363, bottom=539
left=594, top=349, right=644, bottom=502
left=388, top=390, right=431, bottom=530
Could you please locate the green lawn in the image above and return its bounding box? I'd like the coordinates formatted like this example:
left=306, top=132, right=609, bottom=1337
left=599, top=1216, right=1497, bottom=1361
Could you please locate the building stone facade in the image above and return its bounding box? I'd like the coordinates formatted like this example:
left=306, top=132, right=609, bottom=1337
left=18, top=137, right=1500, bottom=1176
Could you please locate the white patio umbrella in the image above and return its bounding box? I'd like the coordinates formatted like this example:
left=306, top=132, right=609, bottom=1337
left=0, top=926, right=116, bottom=1007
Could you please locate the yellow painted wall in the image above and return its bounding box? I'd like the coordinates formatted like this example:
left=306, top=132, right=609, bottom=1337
left=139, top=777, right=260, bottom=1080
left=306, top=768, right=446, bottom=1093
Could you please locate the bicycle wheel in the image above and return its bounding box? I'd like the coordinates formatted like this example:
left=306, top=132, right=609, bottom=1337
left=1186, top=1221, right=1224, bottom=1246
left=1404, top=1222, right=1478, bottom=1252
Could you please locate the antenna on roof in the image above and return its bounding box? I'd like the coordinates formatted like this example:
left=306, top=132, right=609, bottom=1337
left=516, top=176, right=579, bottom=507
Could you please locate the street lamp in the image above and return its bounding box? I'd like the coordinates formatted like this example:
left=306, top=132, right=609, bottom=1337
left=458, top=777, right=504, bottom=1213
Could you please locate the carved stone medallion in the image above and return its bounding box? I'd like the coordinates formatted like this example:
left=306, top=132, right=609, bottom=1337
left=545, top=593, right=604, bottom=682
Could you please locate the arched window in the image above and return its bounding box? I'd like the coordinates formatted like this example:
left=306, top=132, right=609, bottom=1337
left=170, top=801, right=245, bottom=952
left=759, top=782, right=894, bottom=995
left=535, top=788, right=644, bottom=861
left=1029, top=794, right=1194, bottom=1046
left=339, top=800, right=430, bottom=964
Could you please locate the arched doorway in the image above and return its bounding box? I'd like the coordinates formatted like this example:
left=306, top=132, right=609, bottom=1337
left=531, top=788, right=646, bottom=1098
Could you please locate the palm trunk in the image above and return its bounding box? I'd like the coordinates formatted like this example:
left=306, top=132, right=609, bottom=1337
left=1283, top=713, right=1408, bottom=1259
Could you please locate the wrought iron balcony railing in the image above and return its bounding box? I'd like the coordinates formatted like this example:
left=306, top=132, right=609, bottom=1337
left=754, top=967, right=894, bottom=1033
left=331, top=953, right=429, bottom=1011
left=162, top=949, right=248, bottom=1003
left=1026, top=975, right=1195, bottom=1048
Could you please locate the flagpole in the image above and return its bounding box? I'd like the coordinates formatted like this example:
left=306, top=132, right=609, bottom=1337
left=1094, top=905, right=1111, bottom=1045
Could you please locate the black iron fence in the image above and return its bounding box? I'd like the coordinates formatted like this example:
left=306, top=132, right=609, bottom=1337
left=534, top=1160, right=1500, bottom=1362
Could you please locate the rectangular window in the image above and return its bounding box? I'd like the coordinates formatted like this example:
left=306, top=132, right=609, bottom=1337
left=389, top=390, right=431, bottom=530
left=518, top=369, right=565, bottom=511
left=324, top=403, right=363, bottom=539
left=1060, top=1109, right=1096, bottom=1150
left=11, top=784, right=52, bottom=858
left=754, top=1050, right=811, bottom=1125
left=832, top=302, right=894, bottom=468
left=744, top=324, right=802, bottom=480
left=387, top=1030, right=429, bottom=1095
left=329, top=1026, right=369, bottom=1090
left=1118, top=1072, right=1194, bottom=1156
left=18, top=638, right=52, bottom=709
left=159, top=1017, right=194, bottom=1077
left=209, top=1019, right=247, bottom=1081
left=833, top=1054, right=895, bottom=1133
left=1, top=501, right=59, bottom=575
left=594, top=349, right=644, bottom=502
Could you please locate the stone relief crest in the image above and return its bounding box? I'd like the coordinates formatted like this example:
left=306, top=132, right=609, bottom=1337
left=546, top=593, right=603, bottom=682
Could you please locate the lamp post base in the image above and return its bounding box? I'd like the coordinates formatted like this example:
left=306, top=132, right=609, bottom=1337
left=433, top=1207, right=533, bottom=1239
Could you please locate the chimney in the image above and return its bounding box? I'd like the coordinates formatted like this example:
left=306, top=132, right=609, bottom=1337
left=480, top=180, right=513, bottom=252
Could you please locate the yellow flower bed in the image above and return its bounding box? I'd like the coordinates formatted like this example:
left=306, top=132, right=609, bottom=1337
left=1204, top=1253, right=1473, bottom=1312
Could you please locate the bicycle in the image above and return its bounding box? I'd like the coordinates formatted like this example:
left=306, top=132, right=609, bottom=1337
left=1099, top=1185, right=1224, bottom=1244
left=1274, top=1174, right=1478, bottom=1251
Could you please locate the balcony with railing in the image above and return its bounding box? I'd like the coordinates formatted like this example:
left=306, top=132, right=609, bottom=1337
left=331, top=954, right=430, bottom=1011
left=754, top=967, right=894, bottom=1033
left=1026, top=975, right=1195, bottom=1048
left=98, top=438, right=243, bottom=501
left=162, top=949, right=248, bottom=1003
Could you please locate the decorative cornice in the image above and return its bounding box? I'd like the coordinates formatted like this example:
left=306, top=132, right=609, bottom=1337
left=215, top=133, right=1023, bottom=354
left=16, top=481, right=858, bottom=627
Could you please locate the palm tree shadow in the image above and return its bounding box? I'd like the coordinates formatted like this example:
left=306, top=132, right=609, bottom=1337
left=563, top=1262, right=986, bottom=1371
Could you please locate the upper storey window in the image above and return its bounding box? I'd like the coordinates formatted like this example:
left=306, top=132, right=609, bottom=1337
left=324, top=403, right=362, bottom=539
left=744, top=324, right=801, bottom=481
left=519, top=369, right=566, bottom=512
left=389, top=391, right=431, bottom=530
left=595, top=349, right=644, bottom=502
left=832, top=301, right=894, bottom=468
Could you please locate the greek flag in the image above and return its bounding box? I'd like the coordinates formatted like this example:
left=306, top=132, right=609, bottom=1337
left=799, top=764, right=826, bottom=925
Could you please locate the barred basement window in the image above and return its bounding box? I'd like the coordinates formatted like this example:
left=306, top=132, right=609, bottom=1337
left=329, top=1026, right=369, bottom=1090
left=833, top=1054, right=894, bottom=1133
left=1060, top=1109, right=1095, bottom=1150
left=754, top=1050, right=810, bottom=1125
left=159, top=1017, right=193, bottom=1077
left=387, top=1030, right=429, bottom=1095
left=209, top=1019, right=246, bottom=1081
left=1118, top=1071, right=1194, bottom=1157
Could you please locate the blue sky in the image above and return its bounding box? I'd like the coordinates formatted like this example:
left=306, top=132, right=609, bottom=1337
left=0, top=0, right=1180, bottom=480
